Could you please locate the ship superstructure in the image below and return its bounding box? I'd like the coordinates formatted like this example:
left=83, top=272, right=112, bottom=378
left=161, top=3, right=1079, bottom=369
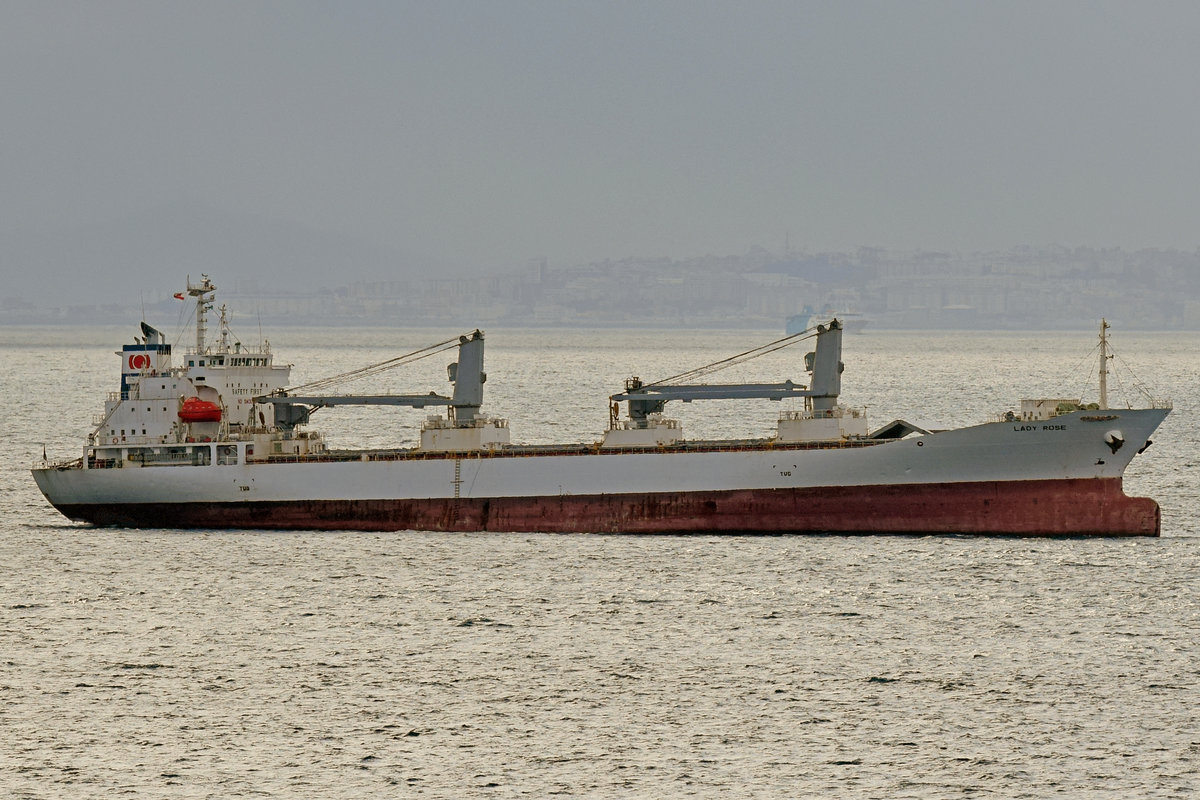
left=34, top=279, right=1171, bottom=536
left=92, top=275, right=306, bottom=465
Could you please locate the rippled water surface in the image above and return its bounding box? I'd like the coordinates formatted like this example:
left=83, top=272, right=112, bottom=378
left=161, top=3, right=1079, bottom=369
left=3, top=326, right=1197, bottom=797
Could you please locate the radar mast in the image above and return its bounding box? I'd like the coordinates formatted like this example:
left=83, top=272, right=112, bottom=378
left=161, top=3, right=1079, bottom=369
left=187, top=274, right=217, bottom=353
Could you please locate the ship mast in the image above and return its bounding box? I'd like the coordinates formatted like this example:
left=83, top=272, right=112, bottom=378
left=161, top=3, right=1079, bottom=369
left=1098, top=318, right=1110, bottom=410
left=218, top=304, right=231, bottom=352
left=187, top=274, right=217, bottom=354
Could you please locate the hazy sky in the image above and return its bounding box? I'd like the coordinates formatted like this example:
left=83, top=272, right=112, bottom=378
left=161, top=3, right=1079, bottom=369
left=5, top=1, right=1200, bottom=303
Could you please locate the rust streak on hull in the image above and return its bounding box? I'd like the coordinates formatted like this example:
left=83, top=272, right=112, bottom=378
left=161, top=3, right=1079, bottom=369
left=53, top=478, right=1160, bottom=536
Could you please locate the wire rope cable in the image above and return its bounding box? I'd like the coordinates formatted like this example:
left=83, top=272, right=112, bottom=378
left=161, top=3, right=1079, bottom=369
left=284, top=336, right=463, bottom=394
left=645, top=326, right=821, bottom=388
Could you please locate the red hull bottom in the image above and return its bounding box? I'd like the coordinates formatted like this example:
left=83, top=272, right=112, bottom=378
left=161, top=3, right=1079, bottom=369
left=55, top=478, right=1160, bottom=536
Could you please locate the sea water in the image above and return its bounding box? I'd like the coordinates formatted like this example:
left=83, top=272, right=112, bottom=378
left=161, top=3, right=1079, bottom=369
left=2, top=326, right=1197, bottom=798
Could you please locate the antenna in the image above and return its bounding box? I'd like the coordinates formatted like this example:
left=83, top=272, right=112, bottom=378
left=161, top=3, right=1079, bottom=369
left=1098, top=318, right=1110, bottom=410
left=218, top=304, right=230, bottom=351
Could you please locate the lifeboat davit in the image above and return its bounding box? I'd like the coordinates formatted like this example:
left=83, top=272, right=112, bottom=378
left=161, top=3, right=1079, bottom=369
left=179, top=397, right=222, bottom=423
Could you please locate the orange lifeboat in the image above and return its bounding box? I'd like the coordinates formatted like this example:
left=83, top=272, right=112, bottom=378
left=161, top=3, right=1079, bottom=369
left=179, top=397, right=222, bottom=423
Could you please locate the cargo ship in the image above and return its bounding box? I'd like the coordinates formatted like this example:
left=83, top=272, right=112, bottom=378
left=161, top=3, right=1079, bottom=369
left=33, top=277, right=1170, bottom=535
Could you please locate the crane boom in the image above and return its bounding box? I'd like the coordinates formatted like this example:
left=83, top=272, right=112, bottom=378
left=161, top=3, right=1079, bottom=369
left=611, top=320, right=844, bottom=423
left=254, top=330, right=488, bottom=430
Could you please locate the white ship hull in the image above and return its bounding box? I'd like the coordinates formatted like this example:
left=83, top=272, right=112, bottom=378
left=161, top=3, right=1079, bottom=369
left=34, top=408, right=1169, bottom=535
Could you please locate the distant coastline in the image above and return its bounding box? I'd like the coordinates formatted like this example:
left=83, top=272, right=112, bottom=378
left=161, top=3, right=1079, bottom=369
left=4, top=245, right=1199, bottom=330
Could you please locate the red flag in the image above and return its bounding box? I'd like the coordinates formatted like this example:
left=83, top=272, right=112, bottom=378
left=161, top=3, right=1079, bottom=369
left=173, top=292, right=185, bottom=300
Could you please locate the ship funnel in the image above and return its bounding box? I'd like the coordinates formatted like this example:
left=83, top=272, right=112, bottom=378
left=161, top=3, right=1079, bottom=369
left=121, top=323, right=173, bottom=397
left=140, top=321, right=165, bottom=346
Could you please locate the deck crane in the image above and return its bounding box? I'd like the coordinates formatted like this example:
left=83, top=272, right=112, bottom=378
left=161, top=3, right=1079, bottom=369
left=611, top=319, right=844, bottom=422
left=603, top=320, right=857, bottom=447
left=254, top=331, right=507, bottom=450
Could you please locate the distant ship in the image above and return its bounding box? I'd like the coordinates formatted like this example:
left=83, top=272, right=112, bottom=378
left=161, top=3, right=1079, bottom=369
left=33, top=277, right=1169, bottom=535
left=785, top=306, right=814, bottom=336
left=787, top=304, right=868, bottom=335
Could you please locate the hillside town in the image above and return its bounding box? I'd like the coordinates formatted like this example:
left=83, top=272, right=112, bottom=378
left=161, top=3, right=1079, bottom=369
left=5, top=245, right=1199, bottom=329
